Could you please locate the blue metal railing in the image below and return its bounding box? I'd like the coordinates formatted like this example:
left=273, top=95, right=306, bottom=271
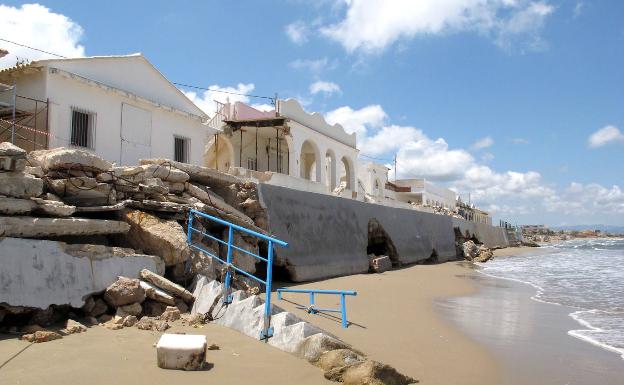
left=276, top=288, right=357, bottom=328
left=187, top=209, right=288, bottom=340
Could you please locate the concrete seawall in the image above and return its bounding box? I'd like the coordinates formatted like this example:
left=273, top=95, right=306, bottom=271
left=259, top=184, right=492, bottom=282
left=452, top=219, right=509, bottom=249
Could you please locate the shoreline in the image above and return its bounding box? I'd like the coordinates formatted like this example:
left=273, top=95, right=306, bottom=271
left=438, top=246, right=624, bottom=385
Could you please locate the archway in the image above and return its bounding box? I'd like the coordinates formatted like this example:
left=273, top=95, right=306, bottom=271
left=300, top=140, right=321, bottom=182
left=373, top=178, right=382, bottom=197
left=325, top=149, right=337, bottom=190
left=339, top=156, right=355, bottom=190
left=204, top=134, right=234, bottom=172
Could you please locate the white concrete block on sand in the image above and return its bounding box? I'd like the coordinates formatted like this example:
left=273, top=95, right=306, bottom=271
left=156, top=334, right=207, bottom=370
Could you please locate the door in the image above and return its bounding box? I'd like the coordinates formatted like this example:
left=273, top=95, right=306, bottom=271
left=120, top=103, right=152, bottom=165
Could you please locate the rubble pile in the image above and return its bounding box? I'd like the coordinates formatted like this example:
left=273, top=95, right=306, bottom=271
left=0, top=143, right=269, bottom=335
left=460, top=240, right=494, bottom=263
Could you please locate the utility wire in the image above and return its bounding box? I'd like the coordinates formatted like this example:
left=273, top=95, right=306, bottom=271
left=0, top=37, right=274, bottom=100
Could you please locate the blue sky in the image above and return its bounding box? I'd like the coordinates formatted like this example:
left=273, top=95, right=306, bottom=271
left=1, top=1, right=623, bottom=226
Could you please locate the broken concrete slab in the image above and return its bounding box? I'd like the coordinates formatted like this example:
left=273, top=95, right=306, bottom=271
left=47, top=177, right=115, bottom=206
left=139, top=280, right=176, bottom=306
left=156, top=333, right=207, bottom=370
left=0, top=196, right=36, bottom=215
left=29, top=147, right=113, bottom=172
left=139, top=269, right=194, bottom=302
left=0, top=172, right=44, bottom=199
left=122, top=210, right=194, bottom=266
left=142, top=163, right=189, bottom=183
left=369, top=255, right=392, bottom=274
left=0, top=141, right=27, bottom=157
left=0, top=216, right=130, bottom=238
left=0, top=237, right=163, bottom=309
left=31, top=198, right=76, bottom=217
left=140, top=158, right=241, bottom=188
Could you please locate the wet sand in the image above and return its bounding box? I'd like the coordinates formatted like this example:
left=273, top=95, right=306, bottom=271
left=276, top=262, right=502, bottom=385
left=437, top=272, right=624, bottom=385
left=0, top=322, right=331, bottom=385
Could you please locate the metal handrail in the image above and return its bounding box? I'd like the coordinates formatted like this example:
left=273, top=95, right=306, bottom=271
left=187, top=209, right=288, bottom=340
left=276, top=288, right=357, bottom=328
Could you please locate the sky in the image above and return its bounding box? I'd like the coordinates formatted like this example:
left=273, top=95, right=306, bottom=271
left=0, top=0, right=623, bottom=226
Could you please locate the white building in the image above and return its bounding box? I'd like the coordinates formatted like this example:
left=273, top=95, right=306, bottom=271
left=205, top=99, right=359, bottom=197
left=0, top=54, right=212, bottom=165
left=357, top=161, right=390, bottom=200
left=393, top=178, right=457, bottom=209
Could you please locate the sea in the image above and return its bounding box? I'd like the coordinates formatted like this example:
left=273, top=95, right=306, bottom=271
left=479, top=238, right=624, bottom=360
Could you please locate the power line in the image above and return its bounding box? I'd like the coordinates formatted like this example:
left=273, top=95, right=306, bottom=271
left=359, top=153, right=394, bottom=163
left=0, top=37, right=67, bottom=58
left=0, top=37, right=274, bottom=101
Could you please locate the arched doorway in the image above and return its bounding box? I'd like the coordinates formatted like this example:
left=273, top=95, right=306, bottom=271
left=367, top=218, right=399, bottom=266
left=204, top=134, right=234, bottom=172
left=300, top=140, right=320, bottom=182
left=374, top=178, right=382, bottom=197
left=339, top=156, right=355, bottom=190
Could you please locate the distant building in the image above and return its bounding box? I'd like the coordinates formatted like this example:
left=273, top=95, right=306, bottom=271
left=357, top=161, right=390, bottom=199
left=393, top=178, right=457, bottom=209
left=205, top=99, right=359, bottom=198
left=0, top=54, right=213, bottom=165
left=457, top=198, right=492, bottom=225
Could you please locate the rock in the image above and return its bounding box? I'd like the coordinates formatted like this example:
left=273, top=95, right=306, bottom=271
left=142, top=163, right=189, bottom=183
left=29, top=147, right=112, bottom=172
left=139, top=178, right=169, bottom=195
left=139, top=269, right=194, bottom=302
left=0, top=196, right=36, bottom=215
left=175, top=299, right=189, bottom=314
left=369, top=255, right=392, bottom=274
left=0, top=172, right=43, bottom=198
left=0, top=217, right=130, bottom=238
left=21, top=330, right=63, bottom=343
left=185, top=313, right=204, bottom=327
left=122, top=315, right=138, bottom=327
left=0, top=142, right=27, bottom=157
left=46, top=177, right=115, bottom=206
left=142, top=300, right=168, bottom=317
left=461, top=240, right=479, bottom=261
left=325, top=360, right=417, bottom=385
left=103, top=318, right=124, bottom=330
left=219, top=231, right=258, bottom=274
left=21, top=324, right=45, bottom=334
left=296, top=333, right=352, bottom=363
left=141, top=158, right=240, bottom=188
left=85, top=316, right=99, bottom=326
left=136, top=316, right=170, bottom=332
left=474, top=245, right=494, bottom=263
left=316, top=349, right=362, bottom=372
left=156, top=334, right=207, bottom=370
left=122, top=210, right=194, bottom=266
left=89, top=298, right=109, bottom=317
left=164, top=181, right=185, bottom=194
left=62, top=319, right=87, bottom=335
left=81, top=296, right=96, bottom=314
left=103, top=277, right=146, bottom=307
left=160, top=306, right=181, bottom=322
left=208, top=343, right=219, bottom=350
left=25, top=165, right=44, bottom=177
left=98, top=314, right=113, bottom=324
left=116, top=302, right=143, bottom=317
left=31, top=198, right=76, bottom=217
left=139, top=280, right=176, bottom=305
left=30, top=307, right=55, bottom=326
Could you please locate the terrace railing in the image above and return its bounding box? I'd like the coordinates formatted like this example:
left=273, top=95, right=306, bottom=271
left=276, top=288, right=357, bottom=328
left=187, top=209, right=288, bottom=339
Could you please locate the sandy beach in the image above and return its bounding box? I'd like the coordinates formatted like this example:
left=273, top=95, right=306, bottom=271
left=276, top=262, right=502, bottom=385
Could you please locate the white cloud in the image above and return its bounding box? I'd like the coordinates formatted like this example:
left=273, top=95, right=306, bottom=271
left=285, top=21, right=309, bottom=44
left=325, top=104, right=387, bottom=137
left=290, top=57, right=329, bottom=73
left=319, top=0, right=555, bottom=53
left=0, top=3, right=85, bottom=69
left=182, top=83, right=255, bottom=116
left=309, top=80, right=341, bottom=96
left=588, top=125, right=624, bottom=148
left=512, top=137, right=530, bottom=144
left=573, top=2, right=585, bottom=18
left=471, top=136, right=494, bottom=150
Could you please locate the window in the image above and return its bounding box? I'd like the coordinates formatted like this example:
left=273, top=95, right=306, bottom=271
left=71, top=108, right=95, bottom=148
left=174, top=136, right=190, bottom=163
left=247, top=157, right=257, bottom=170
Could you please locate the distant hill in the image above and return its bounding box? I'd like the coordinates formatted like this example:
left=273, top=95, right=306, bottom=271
left=551, top=225, right=624, bottom=233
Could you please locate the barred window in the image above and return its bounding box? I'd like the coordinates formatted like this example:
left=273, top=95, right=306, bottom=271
left=174, top=136, right=189, bottom=163
left=247, top=157, right=257, bottom=170
left=71, top=109, right=95, bottom=148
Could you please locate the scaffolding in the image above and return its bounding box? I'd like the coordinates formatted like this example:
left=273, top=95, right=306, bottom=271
left=0, top=82, right=49, bottom=151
